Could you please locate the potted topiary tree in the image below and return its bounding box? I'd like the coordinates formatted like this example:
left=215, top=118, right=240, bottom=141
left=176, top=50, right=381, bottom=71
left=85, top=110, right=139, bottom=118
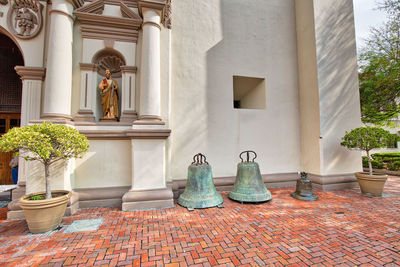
left=341, top=126, right=399, bottom=197
left=0, top=122, right=89, bottom=233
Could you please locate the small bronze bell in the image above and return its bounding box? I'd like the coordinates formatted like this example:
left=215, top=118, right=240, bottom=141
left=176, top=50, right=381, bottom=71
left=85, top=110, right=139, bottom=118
left=291, top=172, right=318, bottom=201
left=229, top=151, right=272, bottom=203
left=178, top=153, right=223, bottom=210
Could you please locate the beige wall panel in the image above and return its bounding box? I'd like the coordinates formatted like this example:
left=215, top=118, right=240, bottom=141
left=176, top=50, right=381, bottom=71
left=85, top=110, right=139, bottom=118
left=295, top=0, right=322, bottom=174
left=171, top=0, right=301, bottom=180
left=313, top=0, right=362, bottom=175
left=74, top=140, right=131, bottom=188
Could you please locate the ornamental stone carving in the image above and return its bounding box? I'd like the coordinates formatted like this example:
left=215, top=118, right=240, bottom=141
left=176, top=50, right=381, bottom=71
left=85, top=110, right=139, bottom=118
left=7, top=0, right=43, bottom=39
left=162, top=0, right=171, bottom=29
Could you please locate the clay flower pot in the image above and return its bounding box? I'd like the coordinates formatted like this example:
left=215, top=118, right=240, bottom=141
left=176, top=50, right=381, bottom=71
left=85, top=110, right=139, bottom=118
left=19, top=190, right=71, bottom=233
left=355, top=172, right=388, bottom=197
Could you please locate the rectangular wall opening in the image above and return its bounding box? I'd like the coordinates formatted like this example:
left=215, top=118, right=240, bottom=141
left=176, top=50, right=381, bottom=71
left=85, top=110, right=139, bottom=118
left=233, top=76, right=266, bottom=109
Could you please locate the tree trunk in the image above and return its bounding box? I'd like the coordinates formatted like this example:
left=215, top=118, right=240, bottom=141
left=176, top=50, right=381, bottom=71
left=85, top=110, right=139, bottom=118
left=366, top=150, right=373, bottom=176
left=44, top=163, right=52, bottom=199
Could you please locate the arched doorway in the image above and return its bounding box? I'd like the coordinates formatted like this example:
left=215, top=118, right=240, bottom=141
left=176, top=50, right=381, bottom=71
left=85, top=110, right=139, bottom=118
left=0, top=33, right=24, bottom=185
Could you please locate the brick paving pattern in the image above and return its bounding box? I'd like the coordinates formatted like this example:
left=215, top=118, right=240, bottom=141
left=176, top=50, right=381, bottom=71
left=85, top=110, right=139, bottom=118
left=0, top=177, right=399, bottom=266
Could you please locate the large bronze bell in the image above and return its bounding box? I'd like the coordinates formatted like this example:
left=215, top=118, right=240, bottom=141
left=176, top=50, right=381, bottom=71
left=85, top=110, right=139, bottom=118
left=178, top=153, right=223, bottom=210
left=291, top=172, right=318, bottom=201
left=229, top=151, right=272, bottom=203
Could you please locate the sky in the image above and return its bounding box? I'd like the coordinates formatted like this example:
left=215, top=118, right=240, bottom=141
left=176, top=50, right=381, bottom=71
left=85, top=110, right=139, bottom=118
left=353, top=0, right=388, bottom=53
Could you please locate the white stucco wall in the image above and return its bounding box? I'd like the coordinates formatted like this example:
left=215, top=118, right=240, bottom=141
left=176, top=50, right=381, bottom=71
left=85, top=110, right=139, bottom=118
left=170, top=0, right=301, bottom=180
left=74, top=139, right=131, bottom=188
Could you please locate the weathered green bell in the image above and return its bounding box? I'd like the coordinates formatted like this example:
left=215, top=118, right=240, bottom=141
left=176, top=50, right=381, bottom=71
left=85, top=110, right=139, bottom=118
left=291, top=172, right=318, bottom=201
left=229, top=151, right=272, bottom=203
left=178, top=153, right=223, bottom=210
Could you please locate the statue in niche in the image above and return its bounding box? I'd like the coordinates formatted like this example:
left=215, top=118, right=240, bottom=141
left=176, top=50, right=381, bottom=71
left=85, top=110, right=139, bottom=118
left=99, top=69, right=119, bottom=121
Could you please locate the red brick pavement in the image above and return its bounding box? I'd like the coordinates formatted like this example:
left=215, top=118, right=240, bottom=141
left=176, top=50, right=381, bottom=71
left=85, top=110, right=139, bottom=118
left=0, top=177, right=399, bottom=266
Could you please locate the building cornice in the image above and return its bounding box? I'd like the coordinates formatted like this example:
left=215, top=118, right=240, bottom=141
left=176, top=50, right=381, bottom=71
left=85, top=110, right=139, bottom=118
left=74, top=0, right=142, bottom=42
left=85, top=0, right=138, bottom=8
left=137, top=0, right=165, bottom=14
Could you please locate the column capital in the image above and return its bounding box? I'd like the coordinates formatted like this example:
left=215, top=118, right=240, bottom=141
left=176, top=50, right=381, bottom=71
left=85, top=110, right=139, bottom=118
left=80, top=63, right=98, bottom=72
left=138, top=0, right=166, bottom=15
left=15, top=66, right=46, bottom=81
left=50, top=0, right=83, bottom=9
left=121, top=65, right=138, bottom=73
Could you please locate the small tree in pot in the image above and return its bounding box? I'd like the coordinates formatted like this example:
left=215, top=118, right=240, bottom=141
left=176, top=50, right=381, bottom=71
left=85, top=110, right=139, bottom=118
left=0, top=122, right=89, bottom=232
left=341, top=126, right=399, bottom=196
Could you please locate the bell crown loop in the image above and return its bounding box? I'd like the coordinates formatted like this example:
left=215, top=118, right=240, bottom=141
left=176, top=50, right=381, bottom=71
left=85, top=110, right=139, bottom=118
left=191, top=153, right=209, bottom=166
left=300, top=172, right=308, bottom=179
left=239, top=150, right=257, bottom=162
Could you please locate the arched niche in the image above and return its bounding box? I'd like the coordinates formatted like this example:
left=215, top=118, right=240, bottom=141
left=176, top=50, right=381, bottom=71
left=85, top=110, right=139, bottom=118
left=92, top=48, right=125, bottom=121
left=92, top=48, right=126, bottom=78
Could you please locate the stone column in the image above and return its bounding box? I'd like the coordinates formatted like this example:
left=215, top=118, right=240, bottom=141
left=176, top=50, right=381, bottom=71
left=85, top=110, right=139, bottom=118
left=15, top=66, right=45, bottom=127
left=15, top=66, right=45, bottom=184
left=295, top=0, right=362, bottom=190
left=137, top=1, right=165, bottom=121
left=74, top=63, right=97, bottom=122
left=120, top=66, right=138, bottom=123
left=42, top=0, right=75, bottom=120
left=7, top=67, right=45, bottom=220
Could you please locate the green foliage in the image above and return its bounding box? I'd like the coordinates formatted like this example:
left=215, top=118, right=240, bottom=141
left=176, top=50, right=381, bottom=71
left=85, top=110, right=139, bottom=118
left=0, top=122, right=89, bottom=199
left=387, top=160, right=400, bottom=171
left=0, top=122, right=89, bottom=164
left=371, top=152, right=400, bottom=158
left=362, top=157, right=384, bottom=169
left=358, top=0, right=400, bottom=125
left=341, top=127, right=399, bottom=152
left=30, top=195, right=45, bottom=201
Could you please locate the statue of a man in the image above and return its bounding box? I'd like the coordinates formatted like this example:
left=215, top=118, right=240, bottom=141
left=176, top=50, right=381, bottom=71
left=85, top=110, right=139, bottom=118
left=99, top=69, right=119, bottom=120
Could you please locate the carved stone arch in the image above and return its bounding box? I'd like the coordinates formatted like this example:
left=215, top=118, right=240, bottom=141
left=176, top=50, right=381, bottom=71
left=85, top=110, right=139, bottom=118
left=92, top=48, right=126, bottom=78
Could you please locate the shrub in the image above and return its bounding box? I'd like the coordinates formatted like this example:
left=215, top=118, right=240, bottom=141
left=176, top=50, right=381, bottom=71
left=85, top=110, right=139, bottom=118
left=341, top=127, right=399, bottom=175
left=387, top=161, right=400, bottom=171
left=363, top=157, right=384, bottom=169
left=0, top=122, right=89, bottom=199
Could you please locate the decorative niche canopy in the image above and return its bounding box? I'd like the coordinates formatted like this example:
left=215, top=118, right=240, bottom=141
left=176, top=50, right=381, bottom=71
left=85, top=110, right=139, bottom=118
left=92, top=49, right=126, bottom=78
left=74, top=0, right=143, bottom=42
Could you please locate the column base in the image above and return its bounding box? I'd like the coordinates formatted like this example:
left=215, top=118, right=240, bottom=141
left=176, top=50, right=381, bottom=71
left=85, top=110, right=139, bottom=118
left=122, top=187, right=174, bottom=211
left=7, top=182, right=25, bottom=220
left=74, top=110, right=95, bottom=122
left=100, top=117, right=118, bottom=122
left=120, top=110, right=138, bottom=123
left=133, top=120, right=165, bottom=125
left=308, top=173, right=358, bottom=191
left=41, top=113, right=72, bottom=121
left=65, top=191, right=79, bottom=216
left=138, top=115, right=162, bottom=121
left=7, top=200, right=24, bottom=220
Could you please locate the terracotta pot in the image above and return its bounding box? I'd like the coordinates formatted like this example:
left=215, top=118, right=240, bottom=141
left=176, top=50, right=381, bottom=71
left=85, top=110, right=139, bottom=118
left=355, top=172, right=388, bottom=197
left=19, top=190, right=71, bottom=233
